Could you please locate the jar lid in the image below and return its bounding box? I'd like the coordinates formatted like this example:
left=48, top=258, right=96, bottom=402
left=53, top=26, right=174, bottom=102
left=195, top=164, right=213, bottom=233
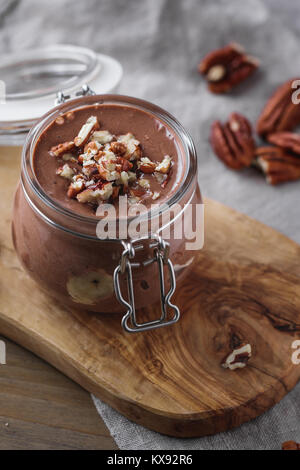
left=0, top=44, right=123, bottom=144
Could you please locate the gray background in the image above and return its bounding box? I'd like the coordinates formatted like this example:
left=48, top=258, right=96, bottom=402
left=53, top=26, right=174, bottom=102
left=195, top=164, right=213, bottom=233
left=1, top=0, right=299, bottom=242
left=1, top=0, right=299, bottom=450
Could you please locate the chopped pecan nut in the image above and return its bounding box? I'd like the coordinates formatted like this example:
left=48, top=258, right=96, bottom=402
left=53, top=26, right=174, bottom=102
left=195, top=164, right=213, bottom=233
left=96, top=152, right=121, bottom=181
left=67, top=176, right=85, bottom=199
left=138, top=157, right=157, bottom=174
left=83, top=164, right=99, bottom=179
left=55, top=116, right=65, bottom=125
left=210, top=112, right=255, bottom=169
left=116, top=156, right=133, bottom=172
left=255, top=146, right=300, bottom=185
left=67, top=187, right=81, bottom=199
left=138, top=178, right=150, bottom=190
left=222, top=343, right=252, bottom=370
left=77, top=182, right=114, bottom=203
left=74, top=116, right=99, bottom=147
left=66, top=111, right=75, bottom=121
left=198, top=43, right=259, bottom=94
left=154, top=171, right=166, bottom=184
left=110, top=141, right=127, bottom=155
left=49, top=141, right=75, bottom=157
left=267, top=132, right=300, bottom=155
left=117, top=133, right=142, bottom=160
left=91, top=130, right=113, bottom=144
left=155, top=155, right=172, bottom=174
left=257, top=78, right=300, bottom=137
left=56, top=163, right=75, bottom=180
left=84, top=141, right=100, bottom=153
left=282, top=441, right=300, bottom=451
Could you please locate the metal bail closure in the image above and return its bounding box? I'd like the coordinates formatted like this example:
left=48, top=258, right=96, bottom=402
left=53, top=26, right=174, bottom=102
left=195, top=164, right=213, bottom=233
left=113, top=236, right=180, bottom=333
left=55, top=84, right=95, bottom=105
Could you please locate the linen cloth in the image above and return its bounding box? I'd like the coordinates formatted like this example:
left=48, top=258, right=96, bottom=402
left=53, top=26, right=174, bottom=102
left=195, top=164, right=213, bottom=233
left=1, top=0, right=299, bottom=450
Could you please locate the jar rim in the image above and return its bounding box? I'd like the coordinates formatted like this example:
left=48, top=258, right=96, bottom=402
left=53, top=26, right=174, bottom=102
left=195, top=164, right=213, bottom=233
left=22, top=94, right=198, bottom=239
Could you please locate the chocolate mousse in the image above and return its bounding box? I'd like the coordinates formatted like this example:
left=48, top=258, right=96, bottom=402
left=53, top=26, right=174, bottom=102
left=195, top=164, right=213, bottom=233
left=33, top=104, right=185, bottom=217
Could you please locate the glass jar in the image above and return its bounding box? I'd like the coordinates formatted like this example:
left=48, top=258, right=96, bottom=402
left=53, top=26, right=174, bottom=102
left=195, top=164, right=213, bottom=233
left=12, top=94, right=202, bottom=332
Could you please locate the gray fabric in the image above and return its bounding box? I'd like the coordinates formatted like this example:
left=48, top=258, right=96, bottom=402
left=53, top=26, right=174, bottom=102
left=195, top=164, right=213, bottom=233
left=92, top=387, right=300, bottom=450
left=1, top=0, right=299, bottom=450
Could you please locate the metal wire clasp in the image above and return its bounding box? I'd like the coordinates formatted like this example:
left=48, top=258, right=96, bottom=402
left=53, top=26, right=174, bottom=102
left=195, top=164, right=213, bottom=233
left=55, top=84, right=95, bottom=105
left=113, top=236, right=180, bottom=333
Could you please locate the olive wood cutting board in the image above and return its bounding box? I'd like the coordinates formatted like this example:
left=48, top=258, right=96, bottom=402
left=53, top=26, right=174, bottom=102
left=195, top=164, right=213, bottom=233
left=0, top=147, right=300, bottom=438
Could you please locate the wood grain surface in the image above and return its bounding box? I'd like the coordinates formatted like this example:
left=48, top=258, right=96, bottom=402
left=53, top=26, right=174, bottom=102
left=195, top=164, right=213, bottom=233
left=0, top=334, right=117, bottom=450
left=0, top=147, right=300, bottom=438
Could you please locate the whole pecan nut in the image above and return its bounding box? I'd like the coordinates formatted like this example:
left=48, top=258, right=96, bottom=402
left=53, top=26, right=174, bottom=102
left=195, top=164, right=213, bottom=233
left=198, top=42, right=259, bottom=94
left=210, top=112, right=256, bottom=169
left=267, top=131, right=300, bottom=155
left=256, top=78, right=300, bottom=137
left=282, top=441, right=300, bottom=451
left=255, top=146, right=300, bottom=185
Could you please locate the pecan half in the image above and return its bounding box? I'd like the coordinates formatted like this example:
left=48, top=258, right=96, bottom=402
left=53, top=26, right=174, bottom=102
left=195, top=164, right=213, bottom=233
left=267, top=132, right=300, bottom=155
left=257, top=78, right=300, bottom=137
left=282, top=441, right=300, bottom=451
left=255, top=146, right=300, bottom=185
left=210, top=112, right=255, bottom=169
left=198, top=43, right=259, bottom=94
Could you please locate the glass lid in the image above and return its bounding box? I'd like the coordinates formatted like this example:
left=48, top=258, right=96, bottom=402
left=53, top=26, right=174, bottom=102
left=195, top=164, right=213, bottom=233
left=2, top=44, right=100, bottom=101
left=0, top=44, right=123, bottom=145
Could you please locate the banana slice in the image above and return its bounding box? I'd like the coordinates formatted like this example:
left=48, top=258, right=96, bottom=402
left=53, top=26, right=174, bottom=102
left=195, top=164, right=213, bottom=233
left=173, top=256, right=195, bottom=272
left=67, top=269, right=114, bottom=306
